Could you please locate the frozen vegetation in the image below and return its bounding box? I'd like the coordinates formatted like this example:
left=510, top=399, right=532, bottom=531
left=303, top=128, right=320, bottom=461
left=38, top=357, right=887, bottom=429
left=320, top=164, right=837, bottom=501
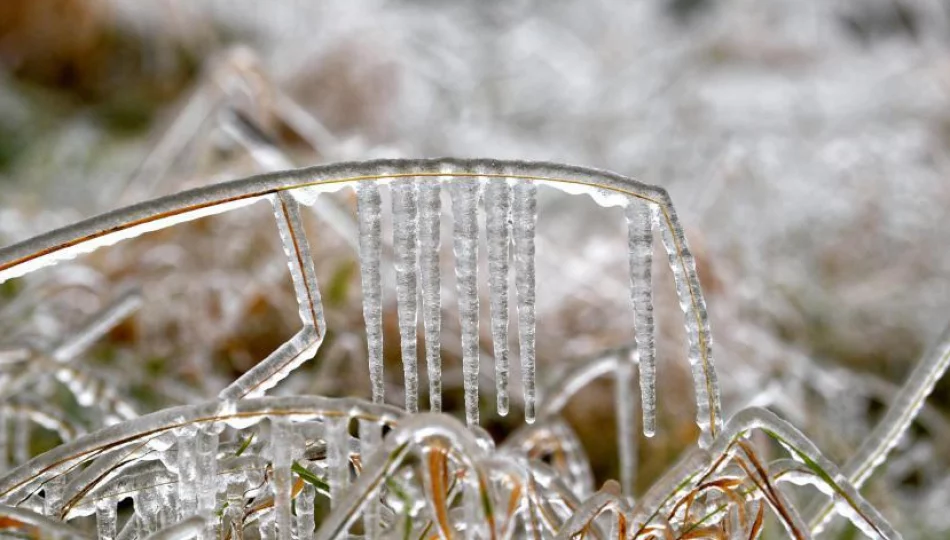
left=0, top=0, right=949, bottom=538
left=0, top=158, right=946, bottom=538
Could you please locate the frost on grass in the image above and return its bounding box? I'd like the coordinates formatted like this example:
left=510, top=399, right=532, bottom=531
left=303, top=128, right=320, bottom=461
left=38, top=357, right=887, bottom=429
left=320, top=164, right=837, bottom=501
left=0, top=158, right=942, bottom=538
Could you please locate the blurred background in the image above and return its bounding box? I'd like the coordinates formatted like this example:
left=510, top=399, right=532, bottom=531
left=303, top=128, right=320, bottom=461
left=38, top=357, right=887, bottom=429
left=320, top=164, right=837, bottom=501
left=2, top=0, right=950, bottom=537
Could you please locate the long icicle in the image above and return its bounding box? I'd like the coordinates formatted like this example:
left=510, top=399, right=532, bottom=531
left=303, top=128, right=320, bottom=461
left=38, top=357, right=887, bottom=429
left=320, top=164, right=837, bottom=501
left=418, top=178, right=443, bottom=412
left=392, top=179, right=421, bottom=413
left=357, top=182, right=385, bottom=405
left=484, top=179, right=512, bottom=416
left=512, top=179, right=538, bottom=423
left=451, top=177, right=482, bottom=426
left=625, top=198, right=656, bottom=437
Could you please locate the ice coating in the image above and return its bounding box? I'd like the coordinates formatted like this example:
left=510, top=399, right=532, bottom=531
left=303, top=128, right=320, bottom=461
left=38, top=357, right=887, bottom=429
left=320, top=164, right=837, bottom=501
left=418, top=178, right=443, bottom=412
left=141, top=515, right=208, bottom=540
left=809, top=323, right=950, bottom=534
left=175, top=429, right=198, bottom=519
left=451, top=178, right=482, bottom=426
left=219, top=192, right=325, bottom=401
left=51, top=290, right=143, bottom=364
left=391, top=179, right=421, bottom=413
left=327, top=415, right=350, bottom=511
left=615, top=353, right=638, bottom=498
left=512, top=179, right=538, bottom=423
left=484, top=179, right=512, bottom=416
left=195, top=428, right=218, bottom=538
left=356, top=181, right=385, bottom=405
left=654, top=194, right=721, bottom=447
left=96, top=498, right=117, bottom=540
left=358, top=419, right=382, bottom=539
left=271, top=192, right=325, bottom=332
left=297, top=483, right=316, bottom=540
left=625, top=199, right=656, bottom=437
left=271, top=418, right=293, bottom=540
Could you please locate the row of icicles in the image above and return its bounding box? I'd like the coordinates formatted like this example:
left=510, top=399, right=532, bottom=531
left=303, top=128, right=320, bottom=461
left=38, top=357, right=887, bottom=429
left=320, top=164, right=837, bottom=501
left=224, top=177, right=714, bottom=442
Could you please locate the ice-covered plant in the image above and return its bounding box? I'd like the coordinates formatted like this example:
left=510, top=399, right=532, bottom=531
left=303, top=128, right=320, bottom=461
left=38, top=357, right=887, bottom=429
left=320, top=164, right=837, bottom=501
left=0, top=158, right=946, bottom=539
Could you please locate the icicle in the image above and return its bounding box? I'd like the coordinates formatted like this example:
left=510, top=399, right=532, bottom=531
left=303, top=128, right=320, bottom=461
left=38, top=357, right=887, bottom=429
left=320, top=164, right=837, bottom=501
left=625, top=198, right=656, bottom=437
left=135, top=487, right=163, bottom=536
left=418, top=179, right=443, bottom=412
left=392, top=179, right=420, bottom=413
left=296, top=484, right=316, bottom=540
left=176, top=428, right=198, bottom=519
left=225, top=479, right=246, bottom=539
left=512, top=180, right=538, bottom=423
left=96, top=498, right=118, bottom=540
left=615, top=353, right=638, bottom=498
left=463, top=477, right=481, bottom=540
left=484, top=179, right=512, bottom=416
left=357, top=182, right=385, bottom=405
left=451, top=178, right=482, bottom=426
left=327, top=415, right=349, bottom=509
left=271, top=418, right=293, bottom=540
left=359, top=419, right=382, bottom=540
left=654, top=202, right=721, bottom=447
left=195, top=426, right=219, bottom=538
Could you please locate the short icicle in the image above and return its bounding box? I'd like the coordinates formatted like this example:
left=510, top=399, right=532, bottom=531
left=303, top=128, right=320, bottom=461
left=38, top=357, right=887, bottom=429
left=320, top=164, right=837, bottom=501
left=176, top=428, right=198, bottom=520
left=625, top=198, right=657, bottom=437
left=392, top=178, right=421, bottom=413
left=512, top=179, right=538, bottom=423
left=271, top=418, right=293, bottom=540
left=327, top=415, right=350, bottom=510
left=451, top=177, right=482, bottom=426
left=359, top=419, right=382, bottom=540
left=484, top=179, right=512, bottom=416
left=357, top=182, right=385, bottom=405
left=418, top=178, right=443, bottom=412
left=195, top=426, right=219, bottom=539
left=96, top=497, right=118, bottom=540
left=296, top=483, right=316, bottom=540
